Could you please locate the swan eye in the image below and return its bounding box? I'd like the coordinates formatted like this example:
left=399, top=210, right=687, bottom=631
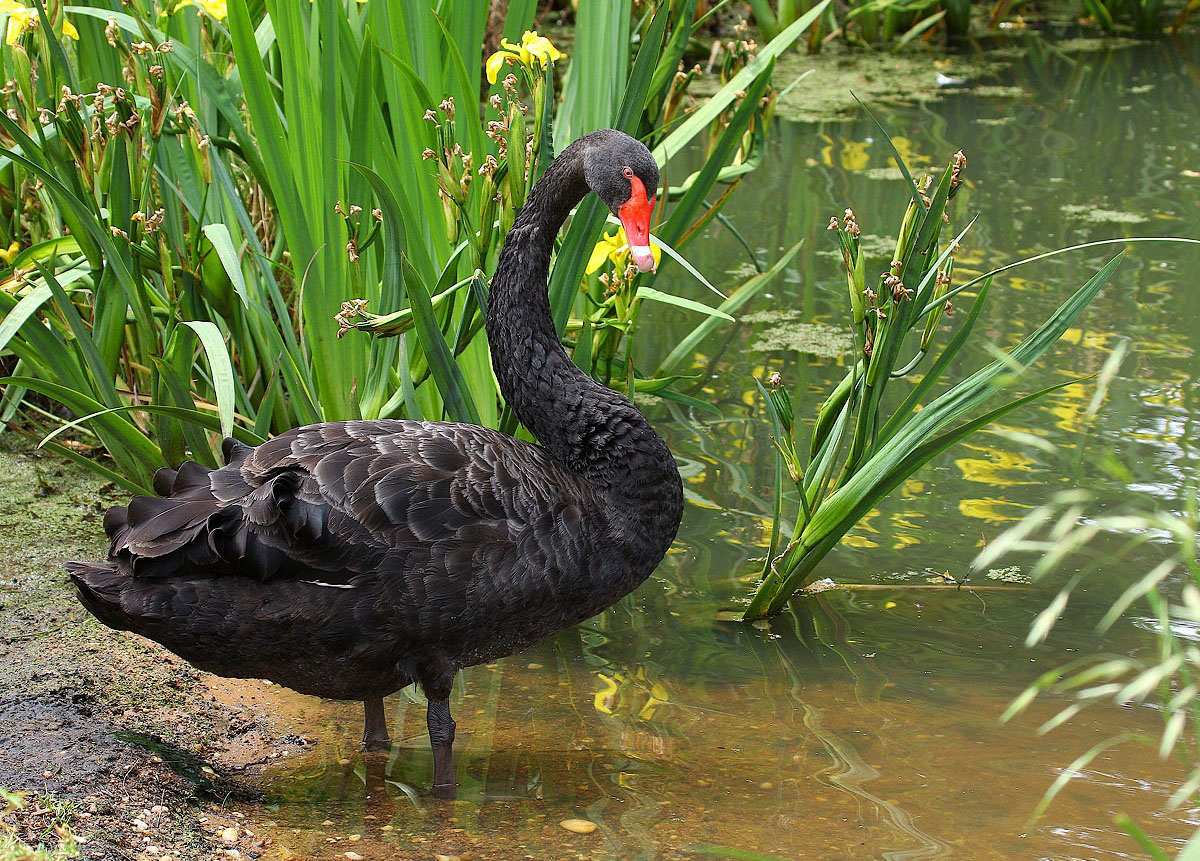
left=622, top=167, right=634, bottom=179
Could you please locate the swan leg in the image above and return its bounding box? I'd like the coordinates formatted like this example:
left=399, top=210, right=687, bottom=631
left=362, top=697, right=391, bottom=751
left=426, top=685, right=457, bottom=799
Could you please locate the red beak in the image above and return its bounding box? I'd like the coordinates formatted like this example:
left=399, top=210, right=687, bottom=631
left=618, top=175, right=657, bottom=273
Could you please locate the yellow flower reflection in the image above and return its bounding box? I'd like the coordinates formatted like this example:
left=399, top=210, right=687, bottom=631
left=586, top=226, right=660, bottom=275
left=174, top=0, right=227, bottom=20
left=485, top=30, right=563, bottom=84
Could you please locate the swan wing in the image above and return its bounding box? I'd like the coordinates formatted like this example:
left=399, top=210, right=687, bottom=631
left=104, top=421, right=600, bottom=594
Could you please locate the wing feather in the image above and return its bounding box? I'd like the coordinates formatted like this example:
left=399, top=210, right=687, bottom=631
left=101, top=422, right=602, bottom=614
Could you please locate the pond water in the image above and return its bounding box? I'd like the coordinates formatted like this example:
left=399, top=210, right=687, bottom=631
left=249, top=34, right=1200, bottom=859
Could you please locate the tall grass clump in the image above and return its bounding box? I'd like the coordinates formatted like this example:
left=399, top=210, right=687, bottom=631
left=1008, top=0, right=1199, bottom=34
left=1082, top=0, right=1169, bottom=33
left=0, top=0, right=830, bottom=491
left=741, top=109, right=1198, bottom=621
left=746, top=0, right=973, bottom=50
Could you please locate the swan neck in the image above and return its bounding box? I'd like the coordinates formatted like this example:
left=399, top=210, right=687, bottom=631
left=485, top=142, right=682, bottom=535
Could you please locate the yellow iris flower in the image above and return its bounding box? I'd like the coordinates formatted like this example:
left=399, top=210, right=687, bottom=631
left=485, top=30, right=563, bottom=84
left=0, top=241, right=19, bottom=264
left=174, top=0, right=227, bottom=20
left=586, top=227, right=660, bottom=275
left=0, top=1, right=77, bottom=45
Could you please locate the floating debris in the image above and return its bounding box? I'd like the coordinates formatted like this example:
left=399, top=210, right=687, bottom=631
left=860, top=166, right=906, bottom=181
left=816, top=233, right=896, bottom=260
left=1060, top=204, right=1149, bottom=224
left=742, top=311, right=853, bottom=358
left=804, top=578, right=839, bottom=594
left=967, top=85, right=1028, bottom=99
left=985, top=566, right=1030, bottom=584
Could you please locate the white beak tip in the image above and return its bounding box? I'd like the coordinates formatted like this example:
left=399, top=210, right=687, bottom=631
left=630, top=245, right=655, bottom=273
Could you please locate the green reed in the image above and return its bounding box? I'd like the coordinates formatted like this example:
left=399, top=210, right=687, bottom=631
left=746, top=0, right=971, bottom=50
left=742, top=111, right=1153, bottom=621
left=0, top=0, right=829, bottom=490
left=1082, top=0, right=1168, bottom=33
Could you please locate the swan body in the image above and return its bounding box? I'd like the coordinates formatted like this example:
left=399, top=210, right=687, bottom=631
left=67, top=129, right=683, bottom=797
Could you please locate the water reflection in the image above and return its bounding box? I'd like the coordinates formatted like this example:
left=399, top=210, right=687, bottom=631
left=250, top=33, right=1200, bottom=860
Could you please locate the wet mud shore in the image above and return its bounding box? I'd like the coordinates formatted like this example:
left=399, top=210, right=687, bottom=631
left=0, top=440, right=292, bottom=860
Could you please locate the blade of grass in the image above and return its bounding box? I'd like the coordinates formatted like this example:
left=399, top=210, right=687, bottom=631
left=651, top=0, right=831, bottom=166
left=182, top=321, right=237, bottom=439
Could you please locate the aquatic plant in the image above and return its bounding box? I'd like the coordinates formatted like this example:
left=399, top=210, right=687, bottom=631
left=1082, top=0, right=1169, bottom=34
left=740, top=108, right=1200, bottom=620
left=0, top=0, right=828, bottom=490
left=746, top=0, right=971, bottom=50
left=971, top=364, right=1200, bottom=854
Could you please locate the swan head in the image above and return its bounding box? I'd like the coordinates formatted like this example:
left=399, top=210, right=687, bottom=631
left=582, top=130, right=660, bottom=273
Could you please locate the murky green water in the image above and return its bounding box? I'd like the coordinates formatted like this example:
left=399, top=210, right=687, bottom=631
left=252, top=35, right=1200, bottom=860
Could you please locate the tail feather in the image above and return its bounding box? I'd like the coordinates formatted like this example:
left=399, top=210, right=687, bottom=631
left=152, top=467, right=177, bottom=496
left=66, top=561, right=131, bottom=632
left=72, top=435, right=329, bottom=590
left=170, top=461, right=216, bottom=499
left=100, top=460, right=223, bottom=566
left=222, top=437, right=253, bottom=467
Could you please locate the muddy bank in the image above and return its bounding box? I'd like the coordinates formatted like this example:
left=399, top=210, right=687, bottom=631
left=0, top=439, right=287, bottom=860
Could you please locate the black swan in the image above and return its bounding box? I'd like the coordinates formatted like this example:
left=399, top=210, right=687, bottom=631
left=66, top=129, right=684, bottom=798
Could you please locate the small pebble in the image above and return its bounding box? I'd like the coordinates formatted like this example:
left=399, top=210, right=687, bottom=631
left=220, top=826, right=239, bottom=844
left=344, top=853, right=364, bottom=861
left=559, top=818, right=597, bottom=834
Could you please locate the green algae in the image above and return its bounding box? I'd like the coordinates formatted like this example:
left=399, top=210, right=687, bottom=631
left=817, top=233, right=896, bottom=261
left=963, top=84, right=1029, bottom=99
left=764, top=47, right=998, bottom=123
left=859, top=166, right=906, bottom=181
left=985, top=566, right=1031, bottom=584
left=741, top=311, right=853, bottom=358
left=1059, top=204, right=1150, bottom=224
